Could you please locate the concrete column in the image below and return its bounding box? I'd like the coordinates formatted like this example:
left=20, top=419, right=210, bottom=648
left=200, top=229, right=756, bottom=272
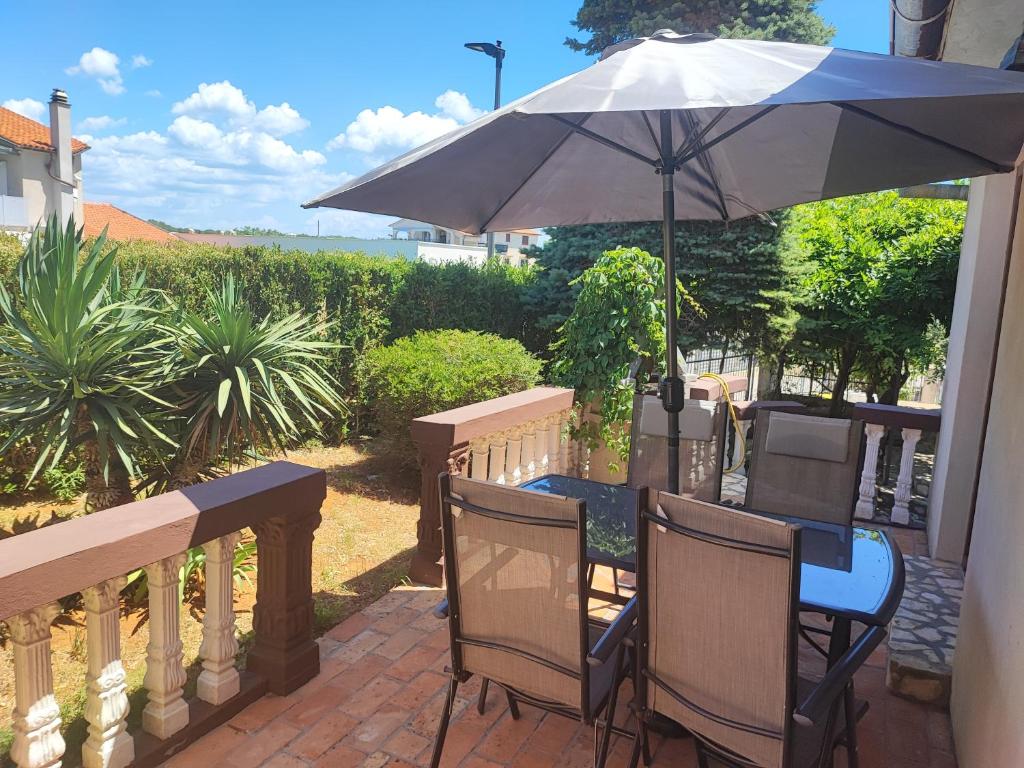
left=197, top=533, right=242, bottom=705
left=142, top=554, right=189, bottom=739
left=928, top=172, right=1018, bottom=562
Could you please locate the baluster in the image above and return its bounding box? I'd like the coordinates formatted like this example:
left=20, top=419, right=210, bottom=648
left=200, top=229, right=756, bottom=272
left=891, top=427, right=923, bottom=525
left=535, top=419, right=551, bottom=476
left=469, top=437, right=489, bottom=481
left=505, top=429, right=523, bottom=486
left=487, top=432, right=508, bottom=484
left=8, top=603, right=64, bottom=768
left=547, top=414, right=561, bottom=474
left=198, top=533, right=242, bottom=705
left=559, top=410, right=572, bottom=476
left=521, top=423, right=537, bottom=481
left=855, top=423, right=886, bottom=521
left=82, top=578, right=133, bottom=768
left=142, top=554, right=189, bottom=739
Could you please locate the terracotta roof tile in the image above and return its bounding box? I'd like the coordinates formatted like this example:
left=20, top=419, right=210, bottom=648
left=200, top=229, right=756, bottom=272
left=83, top=203, right=178, bottom=243
left=0, top=107, right=89, bottom=154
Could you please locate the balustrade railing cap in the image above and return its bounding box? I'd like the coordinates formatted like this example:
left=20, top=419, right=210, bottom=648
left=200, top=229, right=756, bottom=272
left=0, top=461, right=326, bottom=622
left=852, top=402, right=941, bottom=431
left=411, top=386, right=574, bottom=446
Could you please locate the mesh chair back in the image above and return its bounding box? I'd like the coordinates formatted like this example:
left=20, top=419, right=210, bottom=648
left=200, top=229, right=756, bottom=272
left=640, top=491, right=801, bottom=768
left=440, top=474, right=588, bottom=714
left=745, top=411, right=864, bottom=525
left=627, top=394, right=725, bottom=501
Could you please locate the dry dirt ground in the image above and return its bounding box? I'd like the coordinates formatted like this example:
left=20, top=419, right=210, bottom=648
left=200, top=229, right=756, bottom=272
left=0, top=443, right=419, bottom=767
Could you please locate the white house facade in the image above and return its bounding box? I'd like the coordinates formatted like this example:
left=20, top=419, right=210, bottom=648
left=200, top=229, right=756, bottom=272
left=389, top=219, right=539, bottom=267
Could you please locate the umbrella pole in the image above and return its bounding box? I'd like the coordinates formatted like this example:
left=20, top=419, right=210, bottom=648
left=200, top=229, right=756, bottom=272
left=659, top=110, right=683, bottom=495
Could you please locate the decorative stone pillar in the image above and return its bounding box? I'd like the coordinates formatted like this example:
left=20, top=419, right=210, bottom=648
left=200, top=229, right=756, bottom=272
left=892, top=428, right=923, bottom=526
left=559, top=410, right=573, bottom=476
left=487, top=433, right=508, bottom=485
left=82, top=578, right=133, bottom=768
left=535, top=420, right=551, bottom=476
left=197, top=533, right=242, bottom=705
left=410, top=441, right=469, bottom=586
left=505, top=429, right=523, bottom=486
left=248, top=509, right=323, bottom=693
left=855, top=423, right=886, bottom=521
left=521, top=425, right=537, bottom=482
left=469, top=437, right=489, bottom=481
left=547, top=414, right=562, bottom=474
left=8, top=603, right=64, bottom=768
left=142, top=554, right=189, bottom=739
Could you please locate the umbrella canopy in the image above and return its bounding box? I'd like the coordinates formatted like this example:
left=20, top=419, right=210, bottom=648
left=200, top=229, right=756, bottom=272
left=305, top=30, right=1024, bottom=232
left=306, top=30, right=1024, bottom=494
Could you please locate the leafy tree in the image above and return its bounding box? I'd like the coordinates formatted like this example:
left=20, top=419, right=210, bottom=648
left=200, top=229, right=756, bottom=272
left=785, top=192, right=965, bottom=414
left=566, top=0, right=834, bottom=55
left=524, top=217, right=805, bottom=362
left=549, top=247, right=697, bottom=467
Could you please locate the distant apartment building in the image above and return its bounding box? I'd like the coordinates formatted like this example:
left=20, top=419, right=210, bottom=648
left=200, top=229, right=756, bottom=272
left=0, top=89, right=87, bottom=231
left=389, top=219, right=539, bottom=267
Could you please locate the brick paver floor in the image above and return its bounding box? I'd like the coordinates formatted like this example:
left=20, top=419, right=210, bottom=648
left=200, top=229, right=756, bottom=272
left=167, top=540, right=956, bottom=768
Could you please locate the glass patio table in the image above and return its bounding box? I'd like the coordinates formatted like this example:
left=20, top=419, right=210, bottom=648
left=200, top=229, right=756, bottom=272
left=520, top=473, right=906, bottom=630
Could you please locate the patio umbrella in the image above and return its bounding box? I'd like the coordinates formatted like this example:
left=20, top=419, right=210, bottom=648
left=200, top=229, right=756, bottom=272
left=305, top=30, right=1024, bottom=494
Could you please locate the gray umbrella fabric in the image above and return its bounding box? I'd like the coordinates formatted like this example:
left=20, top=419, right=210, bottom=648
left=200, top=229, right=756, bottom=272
left=305, top=31, right=1024, bottom=233
left=306, top=29, right=1024, bottom=495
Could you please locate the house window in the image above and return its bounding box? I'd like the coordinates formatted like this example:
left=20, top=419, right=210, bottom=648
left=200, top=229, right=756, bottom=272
left=505, top=233, right=511, bottom=242
left=521, top=235, right=529, bottom=246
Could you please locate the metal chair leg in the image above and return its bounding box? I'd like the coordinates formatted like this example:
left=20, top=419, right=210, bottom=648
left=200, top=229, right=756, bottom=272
left=844, top=682, right=859, bottom=768
left=477, top=678, right=490, bottom=714
left=595, top=645, right=626, bottom=768
left=505, top=688, right=521, bottom=720
left=429, top=676, right=460, bottom=768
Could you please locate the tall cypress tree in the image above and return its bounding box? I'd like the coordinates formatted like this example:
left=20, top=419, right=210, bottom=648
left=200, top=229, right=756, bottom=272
left=526, top=0, right=833, bottom=364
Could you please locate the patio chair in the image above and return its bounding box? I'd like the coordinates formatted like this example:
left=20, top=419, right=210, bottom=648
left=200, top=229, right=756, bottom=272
left=627, top=394, right=726, bottom=501
left=744, top=411, right=864, bottom=526
left=432, top=473, right=637, bottom=768
left=631, top=491, right=883, bottom=768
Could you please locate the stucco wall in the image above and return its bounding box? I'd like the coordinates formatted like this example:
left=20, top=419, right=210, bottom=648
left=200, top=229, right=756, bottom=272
left=950, top=176, right=1024, bottom=767
left=0, top=148, right=83, bottom=228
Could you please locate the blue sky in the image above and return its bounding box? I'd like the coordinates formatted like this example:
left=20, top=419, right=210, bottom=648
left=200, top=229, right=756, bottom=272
left=3, top=0, right=890, bottom=236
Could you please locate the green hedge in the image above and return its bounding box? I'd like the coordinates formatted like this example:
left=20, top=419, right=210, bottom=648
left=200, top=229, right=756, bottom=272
left=364, top=330, right=542, bottom=459
left=0, top=235, right=539, bottom=435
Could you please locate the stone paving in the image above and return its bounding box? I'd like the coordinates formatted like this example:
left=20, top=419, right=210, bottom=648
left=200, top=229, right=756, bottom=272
left=887, top=556, right=964, bottom=707
left=166, top=575, right=958, bottom=768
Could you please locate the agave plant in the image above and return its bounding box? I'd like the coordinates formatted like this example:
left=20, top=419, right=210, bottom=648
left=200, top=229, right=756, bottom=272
left=153, top=274, right=346, bottom=490
left=0, top=215, right=175, bottom=510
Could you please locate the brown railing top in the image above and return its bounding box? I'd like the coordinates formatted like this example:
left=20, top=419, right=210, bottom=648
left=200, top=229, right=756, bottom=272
left=689, top=373, right=749, bottom=401
left=852, top=402, right=942, bottom=431
left=410, top=386, right=574, bottom=447
left=0, top=461, right=326, bottom=622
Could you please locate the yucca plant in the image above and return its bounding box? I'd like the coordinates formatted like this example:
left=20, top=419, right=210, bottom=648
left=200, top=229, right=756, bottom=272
left=152, top=274, right=346, bottom=490
left=0, top=215, right=174, bottom=510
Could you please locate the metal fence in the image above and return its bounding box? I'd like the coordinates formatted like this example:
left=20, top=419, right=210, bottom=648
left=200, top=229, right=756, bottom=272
left=780, top=367, right=930, bottom=403
left=684, top=347, right=755, bottom=393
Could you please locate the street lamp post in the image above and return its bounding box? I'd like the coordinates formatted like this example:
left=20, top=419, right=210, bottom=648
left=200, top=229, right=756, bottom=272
left=464, top=39, right=505, bottom=261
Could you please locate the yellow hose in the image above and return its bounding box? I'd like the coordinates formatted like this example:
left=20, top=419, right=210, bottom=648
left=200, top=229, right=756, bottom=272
left=697, top=373, right=746, bottom=474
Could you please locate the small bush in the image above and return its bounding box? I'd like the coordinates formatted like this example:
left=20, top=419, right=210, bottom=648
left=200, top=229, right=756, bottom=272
left=364, top=330, right=542, bottom=458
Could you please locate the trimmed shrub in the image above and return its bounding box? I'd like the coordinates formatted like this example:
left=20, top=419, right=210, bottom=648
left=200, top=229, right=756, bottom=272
left=363, top=330, right=542, bottom=459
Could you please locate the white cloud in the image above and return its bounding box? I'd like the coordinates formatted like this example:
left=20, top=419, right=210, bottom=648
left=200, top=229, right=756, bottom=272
left=435, top=90, right=485, bottom=123
left=77, top=115, right=127, bottom=132
left=3, top=98, right=45, bottom=121
left=307, top=209, right=396, bottom=238
left=172, top=81, right=309, bottom=138
left=145, top=89, right=162, bottom=98
left=81, top=81, right=332, bottom=232
left=328, top=90, right=481, bottom=154
left=131, top=54, right=152, bottom=69
left=66, top=47, right=124, bottom=95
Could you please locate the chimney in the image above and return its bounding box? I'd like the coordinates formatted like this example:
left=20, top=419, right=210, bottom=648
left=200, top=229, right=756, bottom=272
left=48, top=88, right=74, bottom=228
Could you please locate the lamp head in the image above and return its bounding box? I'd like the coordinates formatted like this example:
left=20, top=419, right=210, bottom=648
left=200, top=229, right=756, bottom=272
left=464, top=41, right=505, bottom=61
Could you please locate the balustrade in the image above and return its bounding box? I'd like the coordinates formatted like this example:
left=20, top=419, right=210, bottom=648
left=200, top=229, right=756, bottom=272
left=0, top=461, right=325, bottom=768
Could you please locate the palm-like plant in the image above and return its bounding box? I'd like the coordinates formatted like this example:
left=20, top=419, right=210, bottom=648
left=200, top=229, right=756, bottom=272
left=0, top=215, right=174, bottom=510
left=155, top=275, right=346, bottom=489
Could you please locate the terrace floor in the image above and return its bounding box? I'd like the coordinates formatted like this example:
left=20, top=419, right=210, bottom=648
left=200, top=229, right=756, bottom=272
left=166, top=530, right=956, bottom=768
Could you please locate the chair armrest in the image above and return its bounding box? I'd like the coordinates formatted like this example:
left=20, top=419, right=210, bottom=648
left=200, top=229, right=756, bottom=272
left=433, top=598, right=450, bottom=620
left=793, top=625, right=886, bottom=727
left=587, top=596, right=638, bottom=667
